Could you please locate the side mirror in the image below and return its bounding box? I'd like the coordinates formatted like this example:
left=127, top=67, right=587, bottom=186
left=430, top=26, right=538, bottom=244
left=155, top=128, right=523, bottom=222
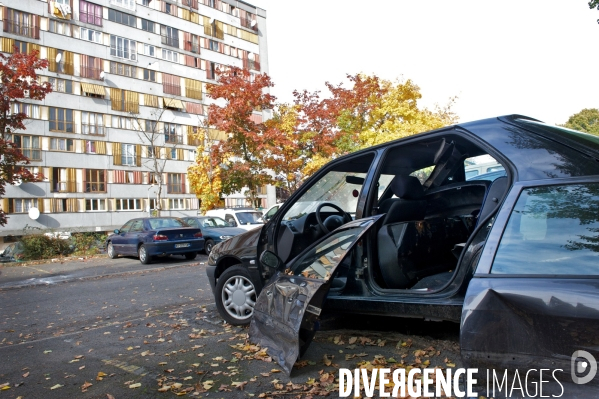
left=260, top=250, right=283, bottom=270
left=114, top=229, right=120, bottom=234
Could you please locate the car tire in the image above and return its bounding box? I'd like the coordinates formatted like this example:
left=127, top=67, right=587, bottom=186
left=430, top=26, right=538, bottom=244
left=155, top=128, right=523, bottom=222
left=215, top=265, right=257, bottom=326
left=107, top=242, right=118, bottom=259
left=138, top=244, right=151, bottom=264
left=204, top=239, right=215, bottom=255
left=185, top=252, right=197, bottom=260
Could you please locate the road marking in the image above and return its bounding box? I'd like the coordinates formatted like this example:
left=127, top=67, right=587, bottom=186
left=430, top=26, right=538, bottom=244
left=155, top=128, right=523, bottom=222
left=23, top=266, right=53, bottom=274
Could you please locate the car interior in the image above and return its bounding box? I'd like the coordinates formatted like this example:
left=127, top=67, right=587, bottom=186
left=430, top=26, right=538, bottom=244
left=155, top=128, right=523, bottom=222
left=369, top=135, right=508, bottom=292
left=274, top=133, right=510, bottom=294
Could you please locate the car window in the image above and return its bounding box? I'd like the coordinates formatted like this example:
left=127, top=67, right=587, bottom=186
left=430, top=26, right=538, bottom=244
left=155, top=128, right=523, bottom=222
left=265, top=206, right=279, bottom=219
left=291, top=224, right=370, bottom=280
left=491, top=183, right=599, bottom=275
left=149, top=218, right=187, bottom=229
left=236, top=211, right=263, bottom=225
left=130, top=220, right=143, bottom=232
left=120, top=220, right=133, bottom=233
left=209, top=217, right=228, bottom=227
left=224, top=214, right=236, bottom=224
left=185, top=219, right=199, bottom=227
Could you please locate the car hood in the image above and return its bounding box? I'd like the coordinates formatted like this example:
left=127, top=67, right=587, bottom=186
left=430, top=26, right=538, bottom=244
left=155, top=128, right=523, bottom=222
left=209, top=225, right=263, bottom=263
left=204, top=226, right=247, bottom=236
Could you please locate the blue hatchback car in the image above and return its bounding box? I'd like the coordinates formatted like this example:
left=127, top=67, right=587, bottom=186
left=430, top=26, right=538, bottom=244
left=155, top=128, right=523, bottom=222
left=106, top=217, right=204, bottom=264
left=182, top=216, right=246, bottom=255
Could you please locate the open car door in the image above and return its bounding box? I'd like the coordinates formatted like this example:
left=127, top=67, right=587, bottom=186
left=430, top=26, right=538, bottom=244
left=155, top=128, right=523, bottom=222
left=249, top=215, right=382, bottom=375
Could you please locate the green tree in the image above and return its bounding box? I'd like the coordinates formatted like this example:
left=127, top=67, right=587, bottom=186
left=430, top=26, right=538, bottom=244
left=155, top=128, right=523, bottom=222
left=590, top=0, right=599, bottom=23
left=561, top=108, right=599, bottom=135
left=1, top=49, right=52, bottom=226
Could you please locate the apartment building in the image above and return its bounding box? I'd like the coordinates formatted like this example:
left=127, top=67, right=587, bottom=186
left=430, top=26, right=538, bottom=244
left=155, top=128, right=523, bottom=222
left=0, top=0, right=269, bottom=240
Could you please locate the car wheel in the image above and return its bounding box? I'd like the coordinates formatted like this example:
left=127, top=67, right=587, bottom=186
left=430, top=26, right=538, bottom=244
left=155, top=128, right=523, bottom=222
left=107, top=242, right=118, bottom=259
left=138, top=244, right=151, bottom=264
left=215, top=265, right=257, bottom=326
left=185, top=252, right=197, bottom=260
left=204, top=239, right=215, bottom=255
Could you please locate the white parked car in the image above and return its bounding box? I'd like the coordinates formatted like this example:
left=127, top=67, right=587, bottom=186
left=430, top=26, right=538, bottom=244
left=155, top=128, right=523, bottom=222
left=262, top=203, right=283, bottom=222
left=204, top=208, right=264, bottom=231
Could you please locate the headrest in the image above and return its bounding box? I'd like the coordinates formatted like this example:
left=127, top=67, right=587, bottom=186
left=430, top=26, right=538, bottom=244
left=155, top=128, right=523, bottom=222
left=389, top=175, right=424, bottom=200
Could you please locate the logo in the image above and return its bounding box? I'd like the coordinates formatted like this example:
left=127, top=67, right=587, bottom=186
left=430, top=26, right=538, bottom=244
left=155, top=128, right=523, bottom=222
left=571, top=350, right=597, bottom=385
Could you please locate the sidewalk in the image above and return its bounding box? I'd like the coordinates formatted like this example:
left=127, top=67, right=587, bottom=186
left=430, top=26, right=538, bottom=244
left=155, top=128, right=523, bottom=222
left=0, top=255, right=205, bottom=290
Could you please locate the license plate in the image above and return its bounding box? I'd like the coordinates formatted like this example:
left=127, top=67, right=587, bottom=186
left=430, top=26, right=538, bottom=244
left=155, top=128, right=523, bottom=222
left=175, top=243, right=190, bottom=248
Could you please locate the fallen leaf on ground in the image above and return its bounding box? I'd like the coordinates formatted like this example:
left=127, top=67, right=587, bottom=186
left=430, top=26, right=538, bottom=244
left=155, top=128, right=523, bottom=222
left=129, top=383, right=141, bottom=389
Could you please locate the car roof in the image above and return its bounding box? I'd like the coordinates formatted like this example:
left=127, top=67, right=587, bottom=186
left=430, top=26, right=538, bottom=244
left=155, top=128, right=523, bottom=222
left=339, top=115, right=599, bottom=182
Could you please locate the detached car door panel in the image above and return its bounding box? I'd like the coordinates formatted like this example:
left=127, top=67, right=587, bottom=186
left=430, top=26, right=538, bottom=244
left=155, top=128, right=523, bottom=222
left=249, top=216, right=382, bottom=375
left=462, top=181, right=599, bottom=375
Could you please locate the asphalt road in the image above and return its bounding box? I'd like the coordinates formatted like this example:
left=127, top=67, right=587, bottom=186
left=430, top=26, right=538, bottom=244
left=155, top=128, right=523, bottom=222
left=0, top=256, right=464, bottom=398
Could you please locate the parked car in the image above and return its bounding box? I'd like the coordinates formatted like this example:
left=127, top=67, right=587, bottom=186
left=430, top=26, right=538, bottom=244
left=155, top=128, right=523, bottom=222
left=206, top=115, right=599, bottom=375
left=0, top=242, right=24, bottom=263
left=106, top=217, right=204, bottom=264
left=204, top=208, right=265, bottom=231
left=262, top=203, right=283, bottom=222
left=466, top=168, right=506, bottom=182
left=181, top=216, right=246, bottom=255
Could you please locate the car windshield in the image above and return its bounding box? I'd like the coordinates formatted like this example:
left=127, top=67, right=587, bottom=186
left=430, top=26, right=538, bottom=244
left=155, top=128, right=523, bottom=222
left=148, top=218, right=187, bottom=229
left=201, top=217, right=228, bottom=228
left=236, top=212, right=264, bottom=225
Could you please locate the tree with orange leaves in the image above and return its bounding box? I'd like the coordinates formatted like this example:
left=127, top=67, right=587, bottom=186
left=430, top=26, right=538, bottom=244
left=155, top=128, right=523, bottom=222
left=0, top=49, right=52, bottom=226
left=199, top=67, right=276, bottom=208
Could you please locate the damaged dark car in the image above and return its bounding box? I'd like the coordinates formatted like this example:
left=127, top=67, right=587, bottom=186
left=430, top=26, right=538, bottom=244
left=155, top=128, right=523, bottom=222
left=207, top=115, right=599, bottom=376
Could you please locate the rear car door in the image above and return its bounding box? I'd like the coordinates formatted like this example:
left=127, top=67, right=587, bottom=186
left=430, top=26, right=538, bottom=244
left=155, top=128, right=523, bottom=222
left=249, top=216, right=382, bottom=375
left=461, top=179, right=599, bottom=382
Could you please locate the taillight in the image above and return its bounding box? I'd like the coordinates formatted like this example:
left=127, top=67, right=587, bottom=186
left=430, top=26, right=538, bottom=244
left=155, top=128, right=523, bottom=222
left=153, top=234, right=168, bottom=241
left=194, top=232, right=203, bottom=238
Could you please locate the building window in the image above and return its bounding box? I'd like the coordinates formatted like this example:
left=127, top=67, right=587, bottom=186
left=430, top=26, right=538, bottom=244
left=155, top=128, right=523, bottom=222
left=48, top=49, right=74, bottom=75
left=108, top=9, right=136, bottom=27
left=86, top=169, right=105, bottom=192
left=115, top=199, right=142, bottom=210
left=145, top=120, right=157, bottom=132
left=11, top=103, right=40, bottom=119
left=164, top=123, right=182, bottom=144
left=141, top=19, right=155, bottom=33
left=109, top=0, right=136, bottom=11
left=12, top=40, right=28, bottom=54
left=143, top=69, right=156, bottom=82
left=109, top=61, right=136, bottom=77
left=185, top=78, right=202, bottom=100
left=162, top=73, right=181, bottom=96
left=160, top=25, right=179, bottom=48
left=80, top=1, right=103, bottom=26
left=50, top=138, right=74, bottom=152
left=80, top=55, right=102, bottom=79
left=49, top=19, right=72, bottom=36
left=209, top=40, right=219, bottom=52
left=169, top=198, right=185, bottom=209
left=49, top=108, right=75, bottom=133
left=13, top=199, right=40, bottom=213
left=86, top=199, right=106, bottom=211
left=3, top=9, right=40, bottom=39
left=82, top=112, right=105, bottom=135
left=112, top=115, right=135, bottom=130
left=167, top=173, right=184, bottom=194
left=110, top=35, right=137, bottom=61
left=162, top=49, right=179, bottom=63
left=49, top=78, right=73, bottom=94
left=80, top=27, right=102, bottom=44
left=143, top=44, right=156, bottom=57
left=121, top=144, right=136, bottom=166
left=51, top=168, right=73, bottom=192
left=9, top=134, right=41, bottom=160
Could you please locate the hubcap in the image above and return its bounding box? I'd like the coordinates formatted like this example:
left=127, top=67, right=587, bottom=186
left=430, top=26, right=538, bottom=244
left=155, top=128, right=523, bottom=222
left=221, top=275, right=256, bottom=320
left=139, top=247, right=146, bottom=261
left=108, top=244, right=113, bottom=256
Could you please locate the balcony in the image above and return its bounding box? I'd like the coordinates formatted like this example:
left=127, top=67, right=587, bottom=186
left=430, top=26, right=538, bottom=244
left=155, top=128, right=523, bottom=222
left=161, top=35, right=180, bottom=49
left=3, top=20, right=40, bottom=39
left=164, top=133, right=183, bottom=144
left=80, top=66, right=102, bottom=80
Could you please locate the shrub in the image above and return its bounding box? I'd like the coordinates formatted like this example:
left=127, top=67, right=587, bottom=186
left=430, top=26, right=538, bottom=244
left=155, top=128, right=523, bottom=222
left=20, top=235, right=72, bottom=261
left=70, top=232, right=107, bottom=256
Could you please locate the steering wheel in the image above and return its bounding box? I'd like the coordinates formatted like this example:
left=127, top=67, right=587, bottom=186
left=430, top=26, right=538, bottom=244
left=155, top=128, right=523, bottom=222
left=315, top=203, right=352, bottom=234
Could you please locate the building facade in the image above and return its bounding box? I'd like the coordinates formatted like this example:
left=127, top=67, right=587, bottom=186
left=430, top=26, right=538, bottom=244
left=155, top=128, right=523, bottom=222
left=0, top=0, right=269, bottom=240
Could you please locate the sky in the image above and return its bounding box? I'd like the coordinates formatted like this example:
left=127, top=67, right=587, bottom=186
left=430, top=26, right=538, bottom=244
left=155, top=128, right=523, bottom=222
left=248, top=0, right=599, bottom=126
